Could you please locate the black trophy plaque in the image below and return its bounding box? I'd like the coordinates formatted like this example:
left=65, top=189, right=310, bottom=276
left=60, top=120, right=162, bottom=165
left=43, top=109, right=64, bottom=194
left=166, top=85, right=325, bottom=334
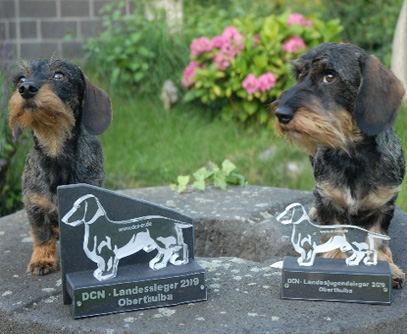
left=58, top=184, right=207, bottom=318
left=281, top=256, right=391, bottom=304
left=277, top=203, right=392, bottom=305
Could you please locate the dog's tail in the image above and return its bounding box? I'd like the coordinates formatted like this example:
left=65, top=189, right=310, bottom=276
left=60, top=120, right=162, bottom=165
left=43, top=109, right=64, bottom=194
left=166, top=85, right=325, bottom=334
left=368, top=231, right=391, bottom=241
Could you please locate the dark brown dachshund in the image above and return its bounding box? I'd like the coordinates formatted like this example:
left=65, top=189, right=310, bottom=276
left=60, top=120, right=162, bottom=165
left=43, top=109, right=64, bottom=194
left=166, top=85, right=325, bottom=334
left=272, top=43, right=405, bottom=288
left=9, top=59, right=112, bottom=275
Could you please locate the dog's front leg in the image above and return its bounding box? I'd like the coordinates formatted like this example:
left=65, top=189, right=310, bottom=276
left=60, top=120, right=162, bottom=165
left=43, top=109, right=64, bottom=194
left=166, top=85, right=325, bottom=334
left=25, top=193, right=59, bottom=275
left=28, top=235, right=58, bottom=275
left=373, top=239, right=405, bottom=289
left=369, top=222, right=405, bottom=289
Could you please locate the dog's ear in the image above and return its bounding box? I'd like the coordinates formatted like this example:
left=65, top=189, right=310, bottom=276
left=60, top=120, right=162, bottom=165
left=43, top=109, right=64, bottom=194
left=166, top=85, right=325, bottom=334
left=82, top=75, right=113, bottom=135
left=354, top=55, right=405, bottom=136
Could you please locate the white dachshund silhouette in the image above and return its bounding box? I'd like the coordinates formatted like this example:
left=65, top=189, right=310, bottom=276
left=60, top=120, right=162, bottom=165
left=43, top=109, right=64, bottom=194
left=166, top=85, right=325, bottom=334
left=277, top=203, right=390, bottom=267
left=61, top=194, right=191, bottom=281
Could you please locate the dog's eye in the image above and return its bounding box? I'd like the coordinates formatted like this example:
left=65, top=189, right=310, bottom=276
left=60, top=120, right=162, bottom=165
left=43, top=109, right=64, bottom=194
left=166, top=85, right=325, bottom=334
left=17, top=76, right=26, bottom=84
left=53, top=72, right=65, bottom=80
left=323, top=73, right=336, bottom=83
left=297, top=72, right=305, bottom=80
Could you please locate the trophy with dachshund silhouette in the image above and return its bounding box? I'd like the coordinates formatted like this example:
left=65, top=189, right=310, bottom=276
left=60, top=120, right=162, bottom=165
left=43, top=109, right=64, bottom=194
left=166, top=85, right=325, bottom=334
left=277, top=203, right=392, bottom=305
left=58, top=184, right=207, bottom=318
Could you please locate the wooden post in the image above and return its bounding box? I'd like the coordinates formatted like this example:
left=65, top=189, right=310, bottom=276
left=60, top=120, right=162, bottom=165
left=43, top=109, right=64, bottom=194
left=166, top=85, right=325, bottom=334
left=391, top=0, right=407, bottom=100
left=145, top=0, right=183, bottom=34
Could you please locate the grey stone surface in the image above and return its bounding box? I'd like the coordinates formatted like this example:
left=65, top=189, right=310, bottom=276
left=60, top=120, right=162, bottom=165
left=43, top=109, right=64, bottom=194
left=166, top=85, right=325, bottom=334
left=1, top=186, right=407, bottom=334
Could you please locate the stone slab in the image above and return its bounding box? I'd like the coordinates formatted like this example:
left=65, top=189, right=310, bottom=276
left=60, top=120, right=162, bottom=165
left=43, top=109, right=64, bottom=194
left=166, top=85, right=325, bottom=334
left=1, top=186, right=407, bottom=334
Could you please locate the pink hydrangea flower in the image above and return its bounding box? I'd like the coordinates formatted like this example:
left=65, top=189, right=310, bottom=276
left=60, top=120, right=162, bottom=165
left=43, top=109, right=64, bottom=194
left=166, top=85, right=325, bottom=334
left=222, top=26, right=242, bottom=42
left=282, top=36, right=306, bottom=53
left=208, top=26, right=245, bottom=70
left=287, top=13, right=313, bottom=27
left=257, top=72, right=277, bottom=92
left=221, top=26, right=244, bottom=54
left=242, top=74, right=260, bottom=94
left=253, top=34, right=260, bottom=47
left=190, top=37, right=212, bottom=56
left=211, top=35, right=229, bottom=49
left=181, top=60, right=199, bottom=88
left=188, top=26, right=244, bottom=72
left=214, top=51, right=232, bottom=70
left=242, top=72, right=277, bottom=94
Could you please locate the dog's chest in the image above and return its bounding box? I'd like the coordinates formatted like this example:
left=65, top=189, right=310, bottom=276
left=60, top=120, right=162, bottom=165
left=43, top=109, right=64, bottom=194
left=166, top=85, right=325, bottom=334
left=24, top=136, right=103, bottom=193
left=316, top=181, right=363, bottom=214
left=312, top=147, right=401, bottom=213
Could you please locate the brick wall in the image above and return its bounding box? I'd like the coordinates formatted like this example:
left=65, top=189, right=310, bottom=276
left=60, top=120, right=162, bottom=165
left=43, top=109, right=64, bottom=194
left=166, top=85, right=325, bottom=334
left=0, top=0, right=134, bottom=60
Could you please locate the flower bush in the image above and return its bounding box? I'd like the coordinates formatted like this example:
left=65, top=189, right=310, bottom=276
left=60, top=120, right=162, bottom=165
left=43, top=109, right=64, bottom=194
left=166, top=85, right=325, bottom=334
left=83, top=1, right=189, bottom=94
left=181, top=12, right=342, bottom=126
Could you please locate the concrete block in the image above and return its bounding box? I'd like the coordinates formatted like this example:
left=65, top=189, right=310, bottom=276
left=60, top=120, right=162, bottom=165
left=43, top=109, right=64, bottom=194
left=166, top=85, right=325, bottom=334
left=0, top=1, right=15, bottom=19
left=19, top=1, right=57, bottom=18
left=80, top=20, right=104, bottom=38
left=62, top=40, right=84, bottom=59
left=20, top=41, right=59, bottom=59
left=20, top=21, right=37, bottom=39
left=61, top=0, right=90, bottom=17
left=41, top=20, right=77, bottom=39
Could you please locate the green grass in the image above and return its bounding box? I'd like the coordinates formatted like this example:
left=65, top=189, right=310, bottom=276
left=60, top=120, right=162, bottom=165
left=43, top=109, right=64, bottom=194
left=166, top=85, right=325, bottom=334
left=100, top=94, right=314, bottom=192
left=100, top=94, right=407, bottom=212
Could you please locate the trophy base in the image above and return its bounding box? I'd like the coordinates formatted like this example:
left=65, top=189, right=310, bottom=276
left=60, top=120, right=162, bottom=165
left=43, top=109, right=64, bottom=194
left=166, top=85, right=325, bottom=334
left=281, top=256, right=391, bottom=305
left=66, top=261, right=207, bottom=318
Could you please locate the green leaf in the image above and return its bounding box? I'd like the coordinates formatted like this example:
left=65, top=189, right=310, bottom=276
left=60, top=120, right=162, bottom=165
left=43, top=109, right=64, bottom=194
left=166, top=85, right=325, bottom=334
left=221, top=159, right=236, bottom=175
left=208, top=161, right=220, bottom=173
left=213, top=171, right=227, bottom=190
left=134, top=72, right=145, bottom=82
left=193, top=167, right=209, bottom=181
left=228, top=172, right=247, bottom=187
left=176, top=175, right=190, bottom=193
left=225, top=87, right=232, bottom=98
left=191, top=179, right=206, bottom=191
left=213, top=85, right=222, bottom=96
left=242, top=101, right=258, bottom=115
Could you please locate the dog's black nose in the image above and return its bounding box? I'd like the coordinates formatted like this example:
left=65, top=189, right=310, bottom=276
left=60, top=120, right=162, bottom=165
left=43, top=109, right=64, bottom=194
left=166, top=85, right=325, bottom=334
left=275, top=106, right=294, bottom=124
left=19, top=82, right=39, bottom=99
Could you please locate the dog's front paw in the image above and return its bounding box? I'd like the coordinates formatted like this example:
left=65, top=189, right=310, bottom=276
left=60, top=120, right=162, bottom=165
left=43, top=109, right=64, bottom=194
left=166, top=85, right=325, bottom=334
left=27, top=238, right=58, bottom=275
left=389, top=263, right=405, bottom=289
left=27, top=259, right=58, bottom=275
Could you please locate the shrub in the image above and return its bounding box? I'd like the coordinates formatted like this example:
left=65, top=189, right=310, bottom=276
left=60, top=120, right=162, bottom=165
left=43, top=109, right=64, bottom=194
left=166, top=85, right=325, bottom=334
left=83, top=1, right=189, bottom=95
left=322, top=0, right=401, bottom=66
left=181, top=12, right=342, bottom=126
left=0, top=42, right=31, bottom=216
left=182, top=0, right=278, bottom=43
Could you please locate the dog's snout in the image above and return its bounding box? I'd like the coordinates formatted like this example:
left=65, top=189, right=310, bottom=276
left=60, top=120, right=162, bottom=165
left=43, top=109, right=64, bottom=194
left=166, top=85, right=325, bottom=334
left=275, top=106, right=294, bottom=124
left=19, top=82, right=39, bottom=99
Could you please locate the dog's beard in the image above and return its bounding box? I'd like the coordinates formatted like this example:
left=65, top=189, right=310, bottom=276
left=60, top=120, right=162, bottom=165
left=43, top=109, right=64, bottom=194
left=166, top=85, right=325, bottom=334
left=9, top=84, right=75, bottom=157
left=274, top=108, right=362, bottom=155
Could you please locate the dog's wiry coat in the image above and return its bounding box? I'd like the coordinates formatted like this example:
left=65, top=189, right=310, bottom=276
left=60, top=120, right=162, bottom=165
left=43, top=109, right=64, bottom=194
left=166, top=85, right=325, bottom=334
left=271, top=43, right=406, bottom=288
left=8, top=59, right=112, bottom=275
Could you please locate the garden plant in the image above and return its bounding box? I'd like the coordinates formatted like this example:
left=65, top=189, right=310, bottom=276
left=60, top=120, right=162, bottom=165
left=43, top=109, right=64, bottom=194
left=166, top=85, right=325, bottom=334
left=181, top=12, right=342, bottom=126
